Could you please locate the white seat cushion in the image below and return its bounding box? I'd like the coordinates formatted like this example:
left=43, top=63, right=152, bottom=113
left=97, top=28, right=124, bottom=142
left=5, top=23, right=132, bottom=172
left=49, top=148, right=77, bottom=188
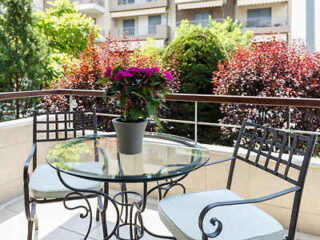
left=29, top=163, right=103, bottom=199
left=158, top=189, right=284, bottom=240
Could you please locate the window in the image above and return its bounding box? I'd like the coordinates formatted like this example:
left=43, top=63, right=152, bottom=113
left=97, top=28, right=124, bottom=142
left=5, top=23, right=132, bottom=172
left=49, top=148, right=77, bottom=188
left=118, top=0, right=156, bottom=5
left=247, top=8, right=271, bottom=27
left=194, top=11, right=211, bottom=27
left=118, top=0, right=134, bottom=5
left=123, top=19, right=135, bottom=36
left=148, top=15, right=161, bottom=34
left=93, top=18, right=97, bottom=25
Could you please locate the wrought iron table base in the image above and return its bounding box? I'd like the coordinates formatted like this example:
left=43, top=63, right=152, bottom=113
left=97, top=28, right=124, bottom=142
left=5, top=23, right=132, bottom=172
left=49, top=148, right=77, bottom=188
left=57, top=171, right=186, bottom=240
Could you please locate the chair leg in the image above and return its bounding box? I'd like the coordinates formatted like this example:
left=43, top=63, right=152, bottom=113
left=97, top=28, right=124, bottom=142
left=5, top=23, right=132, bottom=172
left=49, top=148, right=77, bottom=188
left=27, top=220, right=34, bottom=240
left=96, top=207, right=100, bottom=222
left=34, top=214, right=39, bottom=231
left=101, top=208, right=108, bottom=238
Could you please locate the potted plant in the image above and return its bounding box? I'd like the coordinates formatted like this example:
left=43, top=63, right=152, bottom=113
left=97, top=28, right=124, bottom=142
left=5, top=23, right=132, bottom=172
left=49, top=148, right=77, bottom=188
left=102, top=66, right=173, bottom=154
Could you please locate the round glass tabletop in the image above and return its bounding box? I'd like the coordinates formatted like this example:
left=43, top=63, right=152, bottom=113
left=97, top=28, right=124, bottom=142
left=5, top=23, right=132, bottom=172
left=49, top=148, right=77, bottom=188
left=46, top=133, right=211, bottom=182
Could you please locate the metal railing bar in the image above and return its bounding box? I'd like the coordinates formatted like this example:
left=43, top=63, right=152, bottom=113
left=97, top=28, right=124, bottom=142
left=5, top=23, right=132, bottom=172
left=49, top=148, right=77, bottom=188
left=0, top=90, right=60, bottom=100
left=1, top=89, right=320, bottom=109
left=194, top=102, right=198, bottom=144
left=89, top=112, right=320, bottom=136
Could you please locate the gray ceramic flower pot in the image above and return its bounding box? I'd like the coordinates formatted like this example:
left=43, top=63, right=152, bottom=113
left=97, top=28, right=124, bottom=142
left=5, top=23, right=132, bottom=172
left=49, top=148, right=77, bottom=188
left=112, top=118, right=147, bottom=155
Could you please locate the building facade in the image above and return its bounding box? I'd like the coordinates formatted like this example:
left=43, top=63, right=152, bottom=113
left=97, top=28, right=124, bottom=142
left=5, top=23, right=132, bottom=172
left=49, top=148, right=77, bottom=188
left=35, top=0, right=319, bottom=50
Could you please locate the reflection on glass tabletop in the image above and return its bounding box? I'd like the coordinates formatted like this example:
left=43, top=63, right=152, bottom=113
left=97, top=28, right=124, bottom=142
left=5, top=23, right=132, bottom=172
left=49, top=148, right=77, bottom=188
left=46, top=133, right=211, bottom=182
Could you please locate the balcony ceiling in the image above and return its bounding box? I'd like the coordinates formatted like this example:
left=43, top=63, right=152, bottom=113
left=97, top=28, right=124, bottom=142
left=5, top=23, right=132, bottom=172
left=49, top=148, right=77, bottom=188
left=76, top=3, right=106, bottom=14
left=176, top=0, right=224, bottom=10
left=237, top=0, right=288, bottom=6
left=111, top=7, right=166, bottom=18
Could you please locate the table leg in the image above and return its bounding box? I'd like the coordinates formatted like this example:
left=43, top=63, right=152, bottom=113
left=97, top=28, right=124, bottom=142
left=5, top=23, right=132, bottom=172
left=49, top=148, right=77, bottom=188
left=57, top=170, right=186, bottom=240
left=57, top=171, right=120, bottom=240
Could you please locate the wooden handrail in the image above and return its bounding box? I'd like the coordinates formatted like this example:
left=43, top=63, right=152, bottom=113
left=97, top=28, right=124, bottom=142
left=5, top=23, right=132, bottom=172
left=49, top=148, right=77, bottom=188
left=1, top=89, right=320, bottom=108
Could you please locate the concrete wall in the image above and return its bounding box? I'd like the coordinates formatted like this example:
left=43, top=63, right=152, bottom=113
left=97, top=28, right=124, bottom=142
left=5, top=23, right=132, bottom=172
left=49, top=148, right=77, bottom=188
left=32, top=0, right=44, bottom=11
left=0, top=118, right=57, bottom=204
left=291, top=0, right=320, bottom=52
left=316, top=0, right=320, bottom=52
left=1, top=118, right=320, bottom=236
left=290, top=0, right=306, bottom=43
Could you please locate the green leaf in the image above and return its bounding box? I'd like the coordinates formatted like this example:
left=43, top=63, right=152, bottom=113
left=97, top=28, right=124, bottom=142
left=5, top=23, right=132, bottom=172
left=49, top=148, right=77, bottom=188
left=132, top=91, right=146, bottom=100
left=153, top=116, right=162, bottom=129
left=128, top=108, right=141, bottom=121
left=120, top=94, right=126, bottom=107
left=146, top=102, right=156, bottom=116
left=150, top=81, right=161, bottom=86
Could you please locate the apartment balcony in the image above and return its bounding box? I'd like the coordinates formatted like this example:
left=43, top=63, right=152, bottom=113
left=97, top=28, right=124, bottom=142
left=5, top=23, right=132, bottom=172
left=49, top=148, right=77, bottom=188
left=110, top=0, right=168, bottom=13
left=176, top=18, right=224, bottom=27
left=239, top=16, right=289, bottom=35
left=237, top=0, right=288, bottom=7
left=1, top=90, right=320, bottom=239
left=72, top=0, right=106, bottom=15
left=111, top=24, right=168, bottom=40
left=176, top=0, right=224, bottom=10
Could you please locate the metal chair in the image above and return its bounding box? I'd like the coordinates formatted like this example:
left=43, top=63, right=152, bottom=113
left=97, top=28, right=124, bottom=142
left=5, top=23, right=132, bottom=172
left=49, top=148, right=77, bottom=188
left=24, top=108, right=106, bottom=240
left=159, top=119, right=316, bottom=240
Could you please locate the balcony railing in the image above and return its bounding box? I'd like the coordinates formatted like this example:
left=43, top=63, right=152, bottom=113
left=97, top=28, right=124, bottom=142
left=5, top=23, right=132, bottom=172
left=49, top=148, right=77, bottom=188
left=239, top=16, right=289, bottom=29
left=176, top=18, right=224, bottom=27
left=118, top=0, right=156, bottom=5
left=71, top=0, right=104, bottom=7
left=112, top=25, right=168, bottom=40
left=1, top=89, right=320, bottom=143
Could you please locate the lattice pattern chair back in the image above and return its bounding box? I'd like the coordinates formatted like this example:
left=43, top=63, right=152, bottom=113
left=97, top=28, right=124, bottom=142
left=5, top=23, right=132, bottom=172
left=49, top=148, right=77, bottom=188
left=33, top=110, right=97, bottom=143
left=229, top=119, right=316, bottom=188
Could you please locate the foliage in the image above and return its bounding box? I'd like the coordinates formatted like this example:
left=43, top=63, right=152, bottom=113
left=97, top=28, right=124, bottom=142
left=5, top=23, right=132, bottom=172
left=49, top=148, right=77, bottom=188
left=177, top=17, right=252, bottom=56
left=102, top=66, right=173, bottom=123
left=139, top=38, right=164, bottom=57
left=212, top=40, right=320, bottom=144
left=0, top=0, right=51, bottom=118
left=163, top=18, right=251, bottom=143
left=46, top=34, right=180, bottom=131
left=36, top=0, right=99, bottom=57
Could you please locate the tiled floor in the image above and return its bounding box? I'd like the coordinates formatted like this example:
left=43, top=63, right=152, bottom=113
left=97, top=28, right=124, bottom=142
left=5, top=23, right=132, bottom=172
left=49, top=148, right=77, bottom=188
left=0, top=194, right=319, bottom=240
left=0, top=194, right=170, bottom=240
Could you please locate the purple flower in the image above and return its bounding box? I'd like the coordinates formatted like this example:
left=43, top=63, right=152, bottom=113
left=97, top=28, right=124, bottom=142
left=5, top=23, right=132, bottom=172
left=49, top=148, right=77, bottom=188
left=119, top=70, right=133, bottom=78
left=105, top=67, right=112, bottom=78
left=151, top=67, right=160, bottom=74
left=141, top=68, right=153, bottom=78
left=128, top=67, right=140, bottom=73
left=113, top=72, right=123, bottom=81
left=164, top=71, right=173, bottom=82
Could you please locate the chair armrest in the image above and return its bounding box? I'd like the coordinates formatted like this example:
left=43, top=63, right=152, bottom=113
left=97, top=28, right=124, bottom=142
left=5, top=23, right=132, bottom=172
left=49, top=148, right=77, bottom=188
left=198, top=186, right=301, bottom=238
left=204, top=157, right=234, bottom=167
left=24, top=143, right=36, bottom=184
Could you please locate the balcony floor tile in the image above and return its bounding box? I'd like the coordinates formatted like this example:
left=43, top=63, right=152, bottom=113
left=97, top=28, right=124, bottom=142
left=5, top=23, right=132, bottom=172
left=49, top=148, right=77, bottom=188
left=0, top=194, right=319, bottom=240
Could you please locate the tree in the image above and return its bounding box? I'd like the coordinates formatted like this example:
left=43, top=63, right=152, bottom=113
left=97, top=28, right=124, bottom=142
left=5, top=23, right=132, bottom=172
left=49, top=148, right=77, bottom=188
left=163, top=18, right=252, bottom=143
left=212, top=40, right=320, bottom=146
left=36, top=0, right=99, bottom=57
left=0, top=0, right=51, bottom=118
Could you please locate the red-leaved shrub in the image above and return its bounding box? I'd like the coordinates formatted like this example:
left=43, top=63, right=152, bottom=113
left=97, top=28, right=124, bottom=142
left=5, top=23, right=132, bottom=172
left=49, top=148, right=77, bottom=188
left=212, top=40, right=320, bottom=144
left=46, top=33, right=180, bottom=131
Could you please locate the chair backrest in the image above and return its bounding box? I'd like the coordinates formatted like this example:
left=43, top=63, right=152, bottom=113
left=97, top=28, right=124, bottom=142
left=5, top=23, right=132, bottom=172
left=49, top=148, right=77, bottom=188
left=228, top=119, right=316, bottom=189
left=32, top=108, right=98, bottom=170
left=33, top=108, right=97, bottom=143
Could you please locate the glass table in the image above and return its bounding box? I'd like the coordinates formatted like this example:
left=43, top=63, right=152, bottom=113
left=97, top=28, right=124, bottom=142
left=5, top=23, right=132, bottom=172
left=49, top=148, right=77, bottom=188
left=47, top=132, right=211, bottom=240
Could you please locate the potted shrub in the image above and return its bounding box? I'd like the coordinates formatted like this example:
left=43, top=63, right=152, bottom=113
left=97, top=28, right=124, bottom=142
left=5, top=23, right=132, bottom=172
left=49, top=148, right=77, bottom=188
left=102, top=66, right=173, bottom=154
